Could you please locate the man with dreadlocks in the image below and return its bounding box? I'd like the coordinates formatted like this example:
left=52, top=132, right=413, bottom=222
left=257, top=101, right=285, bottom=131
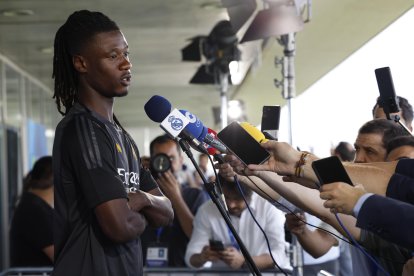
left=52, top=10, right=174, bottom=276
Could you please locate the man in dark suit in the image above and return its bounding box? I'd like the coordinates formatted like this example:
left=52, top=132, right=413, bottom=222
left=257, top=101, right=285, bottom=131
left=320, top=158, right=414, bottom=250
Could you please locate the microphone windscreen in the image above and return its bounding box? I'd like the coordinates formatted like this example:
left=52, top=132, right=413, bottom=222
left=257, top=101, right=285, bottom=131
left=144, top=95, right=172, bottom=123
left=198, top=126, right=208, bottom=141
left=240, top=122, right=269, bottom=143
left=179, top=110, right=204, bottom=139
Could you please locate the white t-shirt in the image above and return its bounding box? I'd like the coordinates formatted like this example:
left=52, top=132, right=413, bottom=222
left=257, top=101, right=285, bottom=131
left=185, top=193, right=291, bottom=270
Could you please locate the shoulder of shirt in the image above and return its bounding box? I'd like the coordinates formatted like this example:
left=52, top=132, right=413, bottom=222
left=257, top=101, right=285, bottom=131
left=57, top=105, right=107, bottom=135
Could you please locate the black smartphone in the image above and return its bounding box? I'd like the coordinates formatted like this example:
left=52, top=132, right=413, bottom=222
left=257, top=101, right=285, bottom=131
left=209, top=239, right=225, bottom=251
left=311, top=156, right=353, bottom=186
left=261, top=105, right=281, bottom=140
left=375, top=67, right=400, bottom=118
left=217, top=121, right=270, bottom=166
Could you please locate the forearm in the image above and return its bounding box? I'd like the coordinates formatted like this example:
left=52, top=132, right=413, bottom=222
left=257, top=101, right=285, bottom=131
left=190, top=253, right=207, bottom=268
left=295, top=229, right=338, bottom=258
left=141, top=194, right=173, bottom=227
left=128, top=191, right=173, bottom=227
left=169, top=195, right=194, bottom=238
left=251, top=254, right=274, bottom=270
left=127, top=211, right=148, bottom=237
left=295, top=155, right=396, bottom=195
left=255, top=172, right=361, bottom=240
left=237, top=174, right=281, bottom=201
left=95, top=198, right=149, bottom=243
left=343, top=162, right=396, bottom=195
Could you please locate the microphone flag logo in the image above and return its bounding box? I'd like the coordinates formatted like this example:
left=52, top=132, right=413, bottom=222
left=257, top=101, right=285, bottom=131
left=168, top=115, right=184, bottom=131
left=160, top=108, right=190, bottom=138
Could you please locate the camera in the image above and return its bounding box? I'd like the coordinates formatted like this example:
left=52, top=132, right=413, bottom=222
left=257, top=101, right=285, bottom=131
left=150, top=153, right=171, bottom=179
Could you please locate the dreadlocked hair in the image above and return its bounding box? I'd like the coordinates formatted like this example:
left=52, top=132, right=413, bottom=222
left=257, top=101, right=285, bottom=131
left=52, top=10, right=119, bottom=115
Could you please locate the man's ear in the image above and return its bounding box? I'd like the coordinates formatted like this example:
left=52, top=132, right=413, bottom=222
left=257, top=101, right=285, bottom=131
left=72, top=55, right=87, bottom=73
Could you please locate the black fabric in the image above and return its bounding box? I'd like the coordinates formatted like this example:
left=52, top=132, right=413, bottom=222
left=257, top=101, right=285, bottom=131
left=10, top=192, right=53, bottom=267
left=141, top=186, right=207, bottom=267
left=395, top=158, right=414, bottom=178
left=360, top=230, right=411, bottom=276
left=357, top=194, right=414, bottom=250
left=386, top=173, right=414, bottom=204
left=53, top=103, right=157, bottom=276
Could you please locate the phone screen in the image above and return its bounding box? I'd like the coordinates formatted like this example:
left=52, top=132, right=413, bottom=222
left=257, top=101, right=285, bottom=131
left=209, top=239, right=225, bottom=251
left=217, top=121, right=270, bottom=166
left=312, top=156, right=353, bottom=186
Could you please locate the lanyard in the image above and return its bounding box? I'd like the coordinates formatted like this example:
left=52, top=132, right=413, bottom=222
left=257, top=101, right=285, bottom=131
left=156, top=227, right=164, bottom=243
left=227, top=227, right=240, bottom=251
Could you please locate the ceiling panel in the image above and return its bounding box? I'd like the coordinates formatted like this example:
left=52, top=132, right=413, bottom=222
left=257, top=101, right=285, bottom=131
left=0, top=0, right=413, bottom=131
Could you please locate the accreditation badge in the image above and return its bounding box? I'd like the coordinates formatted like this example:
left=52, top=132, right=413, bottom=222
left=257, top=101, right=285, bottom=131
left=146, top=242, right=168, bottom=267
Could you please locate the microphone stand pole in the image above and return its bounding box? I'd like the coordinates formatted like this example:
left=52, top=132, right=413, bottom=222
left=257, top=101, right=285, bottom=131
left=178, top=139, right=262, bottom=276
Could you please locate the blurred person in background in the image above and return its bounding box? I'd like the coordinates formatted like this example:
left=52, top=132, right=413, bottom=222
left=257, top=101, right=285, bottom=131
left=372, top=95, right=413, bottom=132
left=10, top=156, right=54, bottom=267
left=141, top=134, right=207, bottom=267
left=386, top=135, right=414, bottom=161
left=185, top=175, right=290, bottom=271
left=332, top=141, right=355, bottom=162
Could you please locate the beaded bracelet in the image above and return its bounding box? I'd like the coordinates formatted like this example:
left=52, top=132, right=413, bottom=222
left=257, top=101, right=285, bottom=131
left=294, top=152, right=310, bottom=178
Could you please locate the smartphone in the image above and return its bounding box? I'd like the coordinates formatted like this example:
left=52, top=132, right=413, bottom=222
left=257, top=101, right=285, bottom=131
left=209, top=239, right=225, bottom=251
left=311, top=156, right=353, bottom=186
left=261, top=105, right=281, bottom=140
left=375, top=67, right=400, bottom=117
left=217, top=121, right=270, bottom=166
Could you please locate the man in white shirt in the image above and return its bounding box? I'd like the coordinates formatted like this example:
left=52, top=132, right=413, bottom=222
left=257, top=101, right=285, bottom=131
left=185, top=175, right=290, bottom=271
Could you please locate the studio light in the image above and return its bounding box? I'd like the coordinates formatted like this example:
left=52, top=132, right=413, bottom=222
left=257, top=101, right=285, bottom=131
left=228, top=100, right=243, bottom=120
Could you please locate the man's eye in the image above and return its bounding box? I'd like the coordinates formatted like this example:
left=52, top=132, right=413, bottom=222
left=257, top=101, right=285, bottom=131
left=110, top=54, right=117, bottom=59
left=124, top=51, right=130, bottom=58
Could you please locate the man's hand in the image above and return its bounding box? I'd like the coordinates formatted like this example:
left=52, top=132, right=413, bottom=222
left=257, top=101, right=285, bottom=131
left=156, top=170, right=181, bottom=201
left=219, top=247, right=245, bottom=269
left=215, top=161, right=250, bottom=183
left=215, top=161, right=238, bottom=181
left=402, top=257, right=414, bottom=276
left=285, top=213, right=306, bottom=235
left=320, top=183, right=367, bottom=215
left=200, top=245, right=221, bottom=262
left=247, top=141, right=302, bottom=176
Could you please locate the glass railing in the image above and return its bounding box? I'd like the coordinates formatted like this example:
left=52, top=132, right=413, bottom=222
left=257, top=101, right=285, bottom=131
left=0, top=267, right=292, bottom=276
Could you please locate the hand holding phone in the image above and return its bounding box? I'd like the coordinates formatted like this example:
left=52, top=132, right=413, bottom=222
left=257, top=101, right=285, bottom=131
left=209, top=239, right=225, bottom=251
left=312, top=156, right=353, bottom=187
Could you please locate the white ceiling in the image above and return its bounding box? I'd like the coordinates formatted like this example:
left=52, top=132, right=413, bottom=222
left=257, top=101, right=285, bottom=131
left=0, top=0, right=413, bottom=130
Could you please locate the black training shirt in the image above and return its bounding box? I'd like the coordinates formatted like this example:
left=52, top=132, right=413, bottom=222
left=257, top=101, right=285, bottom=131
left=53, top=103, right=157, bottom=276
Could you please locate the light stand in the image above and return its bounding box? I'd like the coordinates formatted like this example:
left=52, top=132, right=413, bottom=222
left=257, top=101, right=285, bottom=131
left=274, top=33, right=303, bottom=276
left=218, top=71, right=230, bottom=129
left=178, top=139, right=262, bottom=276
left=274, top=33, right=297, bottom=145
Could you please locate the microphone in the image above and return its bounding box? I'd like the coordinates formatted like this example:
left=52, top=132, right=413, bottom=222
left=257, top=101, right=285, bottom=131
left=144, top=96, right=203, bottom=149
left=144, top=95, right=228, bottom=153
left=240, top=122, right=269, bottom=143
left=374, top=67, right=400, bottom=120
left=144, top=95, right=172, bottom=123
left=261, top=105, right=280, bottom=140
left=198, top=128, right=228, bottom=154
